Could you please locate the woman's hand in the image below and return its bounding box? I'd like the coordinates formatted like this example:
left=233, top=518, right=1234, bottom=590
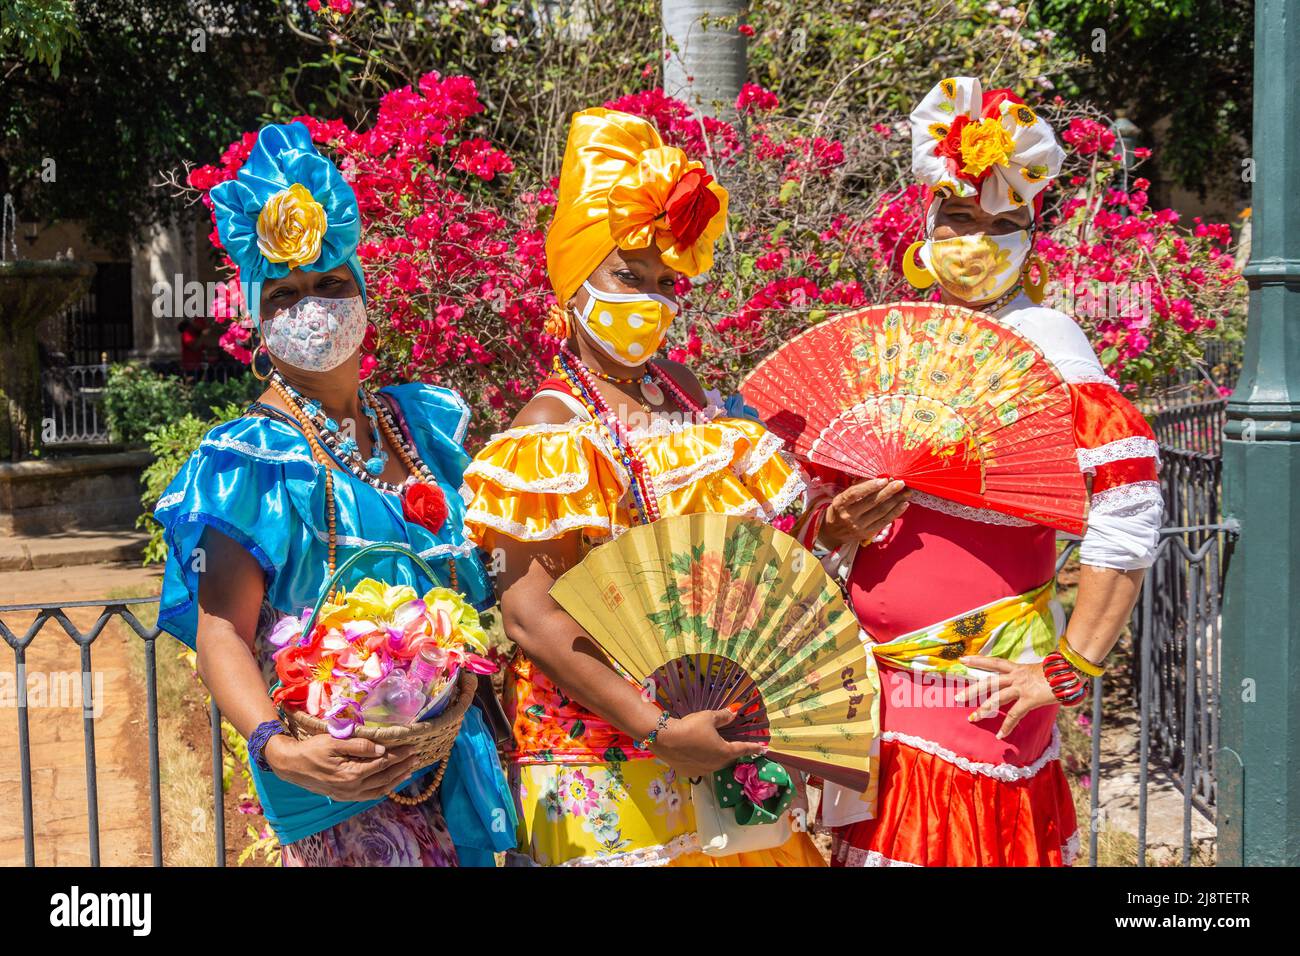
left=263, top=734, right=424, bottom=802
left=819, top=478, right=910, bottom=549
left=649, top=709, right=765, bottom=779
left=954, top=655, right=1060, bottom=740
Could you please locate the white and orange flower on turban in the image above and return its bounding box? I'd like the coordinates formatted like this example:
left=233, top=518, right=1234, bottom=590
left=910, top=77, right=1064, bottom=216
left=545, top=108, right=729, bottom=306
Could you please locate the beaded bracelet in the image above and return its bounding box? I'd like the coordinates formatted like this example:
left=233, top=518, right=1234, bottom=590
left=1057, top=634, right=1105, bottom=678
left=634, top=711, right=671, bottom=751
left=248, top=719, right=288, bottom=772
left=1042, top=652, right=1088, bottom=706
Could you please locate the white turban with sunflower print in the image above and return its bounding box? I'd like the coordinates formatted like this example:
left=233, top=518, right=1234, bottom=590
left=909, top=77, right=1065, bottom=216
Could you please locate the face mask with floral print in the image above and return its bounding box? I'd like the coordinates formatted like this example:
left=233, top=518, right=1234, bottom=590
left=260, top=295, right=367, bottom=372
left=919, top=230, right=1032, bottom=304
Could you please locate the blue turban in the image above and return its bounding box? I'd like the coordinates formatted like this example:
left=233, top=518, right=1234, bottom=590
left=209, top=122, right=366, bottom=323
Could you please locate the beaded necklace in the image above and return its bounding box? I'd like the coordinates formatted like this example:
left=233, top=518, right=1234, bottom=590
left=579, top=359, right=669, bottom=408
left=970, top=281, right=1024, bottom=316
left=269, top=371, right=435, bottom=495
left=265, top=376, right=458, bottom=590
left=552, top=347, right=705, bottom=526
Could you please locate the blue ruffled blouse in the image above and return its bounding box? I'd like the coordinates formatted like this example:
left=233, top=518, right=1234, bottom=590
left=153, top=382, right=514, bottom=859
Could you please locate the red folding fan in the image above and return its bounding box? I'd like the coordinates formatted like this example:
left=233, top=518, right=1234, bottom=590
left=740, top=302, right=1088, bottom=535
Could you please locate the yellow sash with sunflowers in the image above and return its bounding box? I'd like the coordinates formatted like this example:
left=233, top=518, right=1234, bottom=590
left=870, top=580, right=1058, bottom=677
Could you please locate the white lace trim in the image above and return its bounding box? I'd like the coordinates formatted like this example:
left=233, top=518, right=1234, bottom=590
left=882, top=724, right=1061, bottom=783
left=465, top=507, right=627, bottom=542
left=650, top=427, right=741, bottom=497
left=318, top=528, right=477, bottom=559
left=908, top=490, right=1037, bottom=527
left=758, top=459, right=807, bottom=517
left=467, top=421, right=627, bottom=495
left=626, top=414, right=714, bottom=440
left=736, top=429, right=786, bottom=477
left=199, top=435, right=317, bottom=466
left=840, top=830, right=1078, bottom=867
left=1062, top=829, right=1080, bottom=866
left=1076, top=437, right=1160, bottom=472
left=1089, top=479, right=1163, bottom=515
left=464, top=458, right=603, bottom=496
left=841, top=847, right=921, bottom=867
left=487, top=418, right=586, bottom=439
left=1067, top=371, right=1120, bottom=389
left=155, top=491, right=185, bottom=510
left=418, top=541, right=478, bottom=560
left=557, top=831, right=701, bottom=867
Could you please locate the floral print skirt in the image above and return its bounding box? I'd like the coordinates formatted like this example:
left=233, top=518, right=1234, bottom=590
left=281, top=795, right=459, bottom=867
left=515, top=758, right=825, bottom=867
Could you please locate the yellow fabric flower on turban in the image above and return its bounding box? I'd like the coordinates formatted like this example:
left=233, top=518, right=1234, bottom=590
left=545, top=108, right=729, bottom=307
left=256, top=182, right=327, bottom=270
left=959, top=117, right=1016, bottom=177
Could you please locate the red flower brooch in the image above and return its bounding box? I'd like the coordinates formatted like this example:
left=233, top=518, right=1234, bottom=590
left=401, top=481, right=449, bottom=535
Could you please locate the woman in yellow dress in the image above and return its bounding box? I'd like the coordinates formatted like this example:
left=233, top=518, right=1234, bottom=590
left=463, top=107, right=825, bottom=866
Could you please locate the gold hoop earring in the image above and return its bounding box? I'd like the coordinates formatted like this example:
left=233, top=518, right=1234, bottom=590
left=1022, top=254, right=1049, bottom=304
left=902, top=239, right=936, bottom=290
left=250, top=340, right=273, bottom=382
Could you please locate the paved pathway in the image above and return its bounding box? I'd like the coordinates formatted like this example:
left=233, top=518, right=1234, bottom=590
left=0, top=561, right=163, bottom=866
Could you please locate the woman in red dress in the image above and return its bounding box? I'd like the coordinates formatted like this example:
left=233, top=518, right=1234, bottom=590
left=798, top=78, right=1164, bottom=866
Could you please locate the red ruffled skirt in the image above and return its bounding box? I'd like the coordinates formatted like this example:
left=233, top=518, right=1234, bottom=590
left=830, top=664, right=1078, bottom=867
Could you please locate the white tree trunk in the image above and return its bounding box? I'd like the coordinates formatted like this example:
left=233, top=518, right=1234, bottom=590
left=662, top=0, right=748, bottom=122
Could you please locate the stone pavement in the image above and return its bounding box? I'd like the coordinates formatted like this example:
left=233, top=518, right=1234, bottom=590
left=0, top=559, right=163, bottom=866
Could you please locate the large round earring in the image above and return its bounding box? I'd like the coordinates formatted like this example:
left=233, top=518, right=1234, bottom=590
left=902, top=239, right=936, bottom=290
left=250, top=339, right=273, bottom=382
left=1022, top=254, right=1049, bottom=304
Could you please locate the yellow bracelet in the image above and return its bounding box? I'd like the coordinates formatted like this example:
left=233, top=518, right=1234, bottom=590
left=1057, top=635, right=1105, bottom=678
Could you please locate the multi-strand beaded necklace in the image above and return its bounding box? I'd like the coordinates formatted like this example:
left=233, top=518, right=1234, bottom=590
left=266, top=370, right=456, bottom=589
left=552, top=345, right=705, bottom=527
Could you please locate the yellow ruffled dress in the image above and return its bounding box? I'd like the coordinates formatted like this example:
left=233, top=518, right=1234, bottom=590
left=464, top=410, right=825, bottom=866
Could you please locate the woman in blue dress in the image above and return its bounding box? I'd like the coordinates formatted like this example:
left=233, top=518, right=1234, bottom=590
left=153, top=122, right=514, bottom=866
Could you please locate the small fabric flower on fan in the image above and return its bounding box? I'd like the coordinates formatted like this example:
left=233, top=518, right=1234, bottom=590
left=713, top=755, right=795, bottom=825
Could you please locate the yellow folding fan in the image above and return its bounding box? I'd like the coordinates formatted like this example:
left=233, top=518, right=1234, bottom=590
left=550, top=513, right=878, bottom=791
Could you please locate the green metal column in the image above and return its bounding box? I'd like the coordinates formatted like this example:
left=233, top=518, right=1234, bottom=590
left=1220, top=0, right=1300, bottom=866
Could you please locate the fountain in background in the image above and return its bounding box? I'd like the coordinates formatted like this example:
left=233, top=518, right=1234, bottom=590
left=0, top=193, right=96, bottom=460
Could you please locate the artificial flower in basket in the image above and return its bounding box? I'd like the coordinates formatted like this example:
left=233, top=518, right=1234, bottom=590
left=267, top=542, right=498, bottom=803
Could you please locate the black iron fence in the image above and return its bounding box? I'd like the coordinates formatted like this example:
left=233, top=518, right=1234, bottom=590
left=39, top=360, right=248, bottom=446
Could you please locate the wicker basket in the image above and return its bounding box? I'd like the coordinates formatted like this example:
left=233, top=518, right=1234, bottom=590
left=283, top=669, right=478, bottom=804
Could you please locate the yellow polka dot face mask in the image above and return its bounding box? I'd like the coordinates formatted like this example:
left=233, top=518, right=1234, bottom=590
left=574, top=280, right=680, bottom=366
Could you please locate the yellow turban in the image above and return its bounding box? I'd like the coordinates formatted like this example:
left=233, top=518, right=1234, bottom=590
left=545, top=108, right=730, bottom=307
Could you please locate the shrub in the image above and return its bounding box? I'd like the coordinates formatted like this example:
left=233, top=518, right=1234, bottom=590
left=137, top=402, right=245, bottom=565
left=102, top=362, right=180, bottom=447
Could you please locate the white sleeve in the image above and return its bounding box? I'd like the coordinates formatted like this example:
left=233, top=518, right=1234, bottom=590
left=1078, top=481, right=1164, bottom=571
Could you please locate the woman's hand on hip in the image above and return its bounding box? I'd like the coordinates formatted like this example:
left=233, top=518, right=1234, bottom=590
left=264, top=734, right=423, bottom=802
left=954, top=655, right=1060, bottom=740
left=649, top=708, right=765, bottom=779
left=820, top=478, right=910, bottom=548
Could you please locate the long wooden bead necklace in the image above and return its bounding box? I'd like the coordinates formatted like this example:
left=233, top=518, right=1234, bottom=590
left=267, top=374, right=457, bottom=590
